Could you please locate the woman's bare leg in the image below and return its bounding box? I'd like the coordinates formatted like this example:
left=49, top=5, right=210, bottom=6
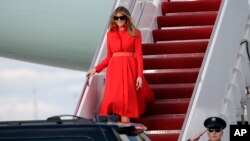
left=121, top=116, right=130, bottom=122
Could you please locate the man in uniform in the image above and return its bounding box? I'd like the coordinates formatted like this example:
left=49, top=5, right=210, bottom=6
left=187, top=116, right=227, bottom=141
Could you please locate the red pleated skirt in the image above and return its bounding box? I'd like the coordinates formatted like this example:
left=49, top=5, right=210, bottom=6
left=99, top=55, right=154, bottom=118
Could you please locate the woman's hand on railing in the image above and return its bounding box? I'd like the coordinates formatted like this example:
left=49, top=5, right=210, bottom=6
left=86, top=68, right=96, bottom=78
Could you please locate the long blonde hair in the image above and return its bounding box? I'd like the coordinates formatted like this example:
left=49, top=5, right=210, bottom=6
left=108, top=6, right=138, bottom=36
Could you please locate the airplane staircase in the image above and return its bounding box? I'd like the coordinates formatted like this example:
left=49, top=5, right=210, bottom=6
left=132, top=0, right=222, bottom=140
left=76, top=0, right=250, bottom=140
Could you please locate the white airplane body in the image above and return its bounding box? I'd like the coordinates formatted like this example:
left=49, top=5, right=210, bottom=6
left=0, top=0, right=113, bottom=71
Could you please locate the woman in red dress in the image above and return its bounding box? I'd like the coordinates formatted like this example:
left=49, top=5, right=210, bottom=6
left=87, top=6, right=154, bottom=122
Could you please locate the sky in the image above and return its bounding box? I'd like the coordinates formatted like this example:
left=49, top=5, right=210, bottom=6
left=0, top=57, right=86, bottom=121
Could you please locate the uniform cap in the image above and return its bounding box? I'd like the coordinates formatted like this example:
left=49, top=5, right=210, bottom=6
left=204, top=117, right=226, bottom=129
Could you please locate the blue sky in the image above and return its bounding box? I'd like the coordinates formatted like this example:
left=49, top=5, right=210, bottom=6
left=0, top=57, right=86, bottom=121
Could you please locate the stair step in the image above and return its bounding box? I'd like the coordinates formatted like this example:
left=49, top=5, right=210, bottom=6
left=142, top=40, right=208, bottom=55
left=157, top=12, right=217, bottom=29
left=147, top=130, right=180, bottom=141
left=144, top=68, right=199, bottom=84
left=161, top=0, right=221, bottom=15
left=152, top=26, right=213, bottom=43
left=143, top=53, right=204, bottom=70
left=133, top=114, right=185, bottom=130
left=145, top=99, right=189, bottom=115
left=150, top=83, right=195, bottom=99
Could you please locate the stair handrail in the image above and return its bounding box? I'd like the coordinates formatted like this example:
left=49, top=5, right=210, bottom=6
left=138, top=0, right=162, bottom=43
left=179, top=0, right=250, bottom=140
left=74, top=0, right=116, bottom=115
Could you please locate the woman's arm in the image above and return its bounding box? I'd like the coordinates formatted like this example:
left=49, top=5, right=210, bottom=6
left=86, top=33, right=112, bottom=77
left=94, top=33, right=113, bottom=73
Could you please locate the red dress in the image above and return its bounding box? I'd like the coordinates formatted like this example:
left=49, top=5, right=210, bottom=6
left=95, top=28, right=154, bottom=118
